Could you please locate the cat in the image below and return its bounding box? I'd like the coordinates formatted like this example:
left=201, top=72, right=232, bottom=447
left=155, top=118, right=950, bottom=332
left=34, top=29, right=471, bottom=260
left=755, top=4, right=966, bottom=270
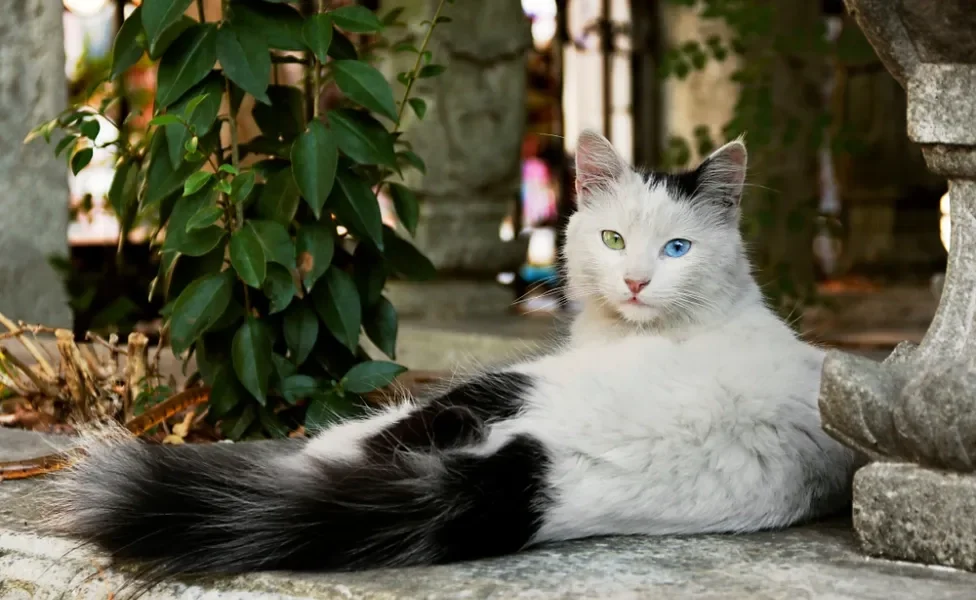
left=46, top=130, right=857, bottom=581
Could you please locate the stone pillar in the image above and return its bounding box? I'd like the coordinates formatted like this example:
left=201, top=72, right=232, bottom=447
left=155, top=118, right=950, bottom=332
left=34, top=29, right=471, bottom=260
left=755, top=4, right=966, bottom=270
left=0, top=1, right=71, bottom=326
left=381, top=0, right=531, bottom=320
left=818, top=0, right=976, bottom=572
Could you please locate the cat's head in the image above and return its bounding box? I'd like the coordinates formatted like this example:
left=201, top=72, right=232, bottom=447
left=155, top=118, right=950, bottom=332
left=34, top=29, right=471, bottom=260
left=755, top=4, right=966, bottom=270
left=564, top=130, right=753, bottom=330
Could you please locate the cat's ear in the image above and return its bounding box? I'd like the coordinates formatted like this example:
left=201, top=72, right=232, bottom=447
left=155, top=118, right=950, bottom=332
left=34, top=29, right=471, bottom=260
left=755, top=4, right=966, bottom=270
left=694, top=137, right=747, bottom=208
left=575, top=130, right=626, bottom=200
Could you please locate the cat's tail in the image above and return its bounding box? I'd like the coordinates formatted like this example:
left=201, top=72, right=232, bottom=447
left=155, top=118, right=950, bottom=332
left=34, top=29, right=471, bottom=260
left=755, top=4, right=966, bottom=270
left=45, top=376, right=550, bottom=579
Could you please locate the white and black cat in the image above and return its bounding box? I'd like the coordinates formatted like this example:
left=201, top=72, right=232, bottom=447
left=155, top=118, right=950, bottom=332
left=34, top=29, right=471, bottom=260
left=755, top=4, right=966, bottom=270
left=48, top=131, right=857, bottom=579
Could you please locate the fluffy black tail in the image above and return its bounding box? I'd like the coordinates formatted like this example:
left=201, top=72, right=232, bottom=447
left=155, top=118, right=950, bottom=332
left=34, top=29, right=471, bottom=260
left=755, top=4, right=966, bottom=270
left=49, top=375, right=550, bottom=578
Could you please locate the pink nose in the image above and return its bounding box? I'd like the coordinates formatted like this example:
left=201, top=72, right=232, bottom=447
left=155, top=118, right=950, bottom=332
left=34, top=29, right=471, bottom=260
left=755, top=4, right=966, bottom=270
left=625, top=278, right=649, bottom=295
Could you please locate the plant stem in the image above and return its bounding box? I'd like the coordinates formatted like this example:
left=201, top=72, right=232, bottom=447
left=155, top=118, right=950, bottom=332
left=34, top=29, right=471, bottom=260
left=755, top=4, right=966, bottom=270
left=312, top=1, right=322, bottom=119
left=219, top=0, right=249, bottom=315
left=196, top=0, right=206, bottom=22
left=394, top=0, right=449, bottom=130
left=224, top=78, right=242, bottom=230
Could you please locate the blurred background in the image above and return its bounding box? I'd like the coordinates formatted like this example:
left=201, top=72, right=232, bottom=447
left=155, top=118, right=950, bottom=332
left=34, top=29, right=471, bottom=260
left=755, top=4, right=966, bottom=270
left=6, top=0, right=950, bottom=359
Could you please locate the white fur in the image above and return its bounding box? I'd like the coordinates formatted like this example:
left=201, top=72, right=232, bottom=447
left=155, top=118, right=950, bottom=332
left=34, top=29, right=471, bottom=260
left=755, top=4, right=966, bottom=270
left=304, top=130, right=857, bottom=542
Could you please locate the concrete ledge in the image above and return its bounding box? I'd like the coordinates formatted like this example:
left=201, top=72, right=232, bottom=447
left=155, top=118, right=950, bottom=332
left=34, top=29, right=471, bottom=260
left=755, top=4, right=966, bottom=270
left=4, top=431, right=976, bottom=599
left=854, top=462, right=976, bottom=572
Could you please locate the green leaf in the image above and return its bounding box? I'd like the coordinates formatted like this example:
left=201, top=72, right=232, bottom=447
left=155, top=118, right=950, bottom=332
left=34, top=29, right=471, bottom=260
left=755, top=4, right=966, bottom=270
left=169, top=270, right=234, bottom=354
left=111, top=5, right=145, bottom=79
left=54, top=134, right=78, bottom=158
left=296, top=222, right=334, bottom=290
left=230, top=223, right=268, bottom=288
left=221, top=403, right=256, bottom=440
left=208, top=365, right=247, bottom=417
left=216, top=24, right=272, bottom=105
left=183, top=170, right=213, bottom=196
left=364, top=296, right=398, bottom=359
left=80, top=119, right=101, bottom=140
left=107, top=159, right=139, bottom=224
left=165, top=74, right=223, bottom=165
left=407, top=97, right=427, bottom=120
left=418, top=64, right=446, bottom=78
left=219, top=164, right=239, bottom=175
left=392, top=41, right=419, bottom=54
left=255, top=166, right=300, bottom=225
left=249, top=219, right=296, bottom=267
left=231, top=1, right=306, bottom=51
left=142, top=0, right=193, bottom=54
left=279, top=374, right=321, bottom=404
left=231, top=170, right=256, bottom=204
left=272, top=352, right=298, bottom=381
left=331, top=60, right=398, bottom=122
left=252, top=85, right=305, bottom=142
left=263, top=263, right=296, bottom=314
left=163, top=187, right=227, bottom=256
left=232, top=317, right=274, bottom=405
left=70, top=147, right=93, bottom=175
left=388, top=182, right=419, bottom=236
left=328, top=109, right=397, bottom=167
left=150, top=16, right=196, bottom=60
left=383, top=226, right=436, bottom=280
left=305, top=390, right=361, bottom=433
left=302, top=13, right=334, bottom=63
left=342, top=361, right=406, bottom=394
left=397, top=149, right=426, bottom=174
left=283, top=302, right=318, bottom=365
left=327, top=29, right=358, bottom=60
left=156, top=24, right=218, bottom=108
left=184, top=93, right=211, bottom=119
left=313, top=268, right=361, bottom=352
left=381, top=7, right=405, bottom=27
left=332, top=172, right=385, bottom=250
left=353, top=244, right=387, bottom=307
left=149, top=114, right=184, bottom=127
left=186, top=205, right=223, bottom=231
left=330, top=5, right=384, bottom=33
left=290, top=120, right=338, bottom=219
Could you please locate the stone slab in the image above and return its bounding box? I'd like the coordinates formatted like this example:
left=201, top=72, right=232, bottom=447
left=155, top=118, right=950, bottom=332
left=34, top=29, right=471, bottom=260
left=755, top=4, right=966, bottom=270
left=854, top=462, right=976, bottom=572
left=4, top=432, right=976, bottom=599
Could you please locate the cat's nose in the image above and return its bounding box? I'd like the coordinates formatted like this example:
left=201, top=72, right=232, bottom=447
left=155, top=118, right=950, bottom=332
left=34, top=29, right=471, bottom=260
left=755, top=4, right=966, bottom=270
left=624, top=278, right=649, bottom=295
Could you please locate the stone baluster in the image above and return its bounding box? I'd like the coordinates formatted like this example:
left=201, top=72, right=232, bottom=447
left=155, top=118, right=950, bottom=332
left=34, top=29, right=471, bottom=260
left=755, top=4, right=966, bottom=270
left=818, top=0, right=976, bottom=571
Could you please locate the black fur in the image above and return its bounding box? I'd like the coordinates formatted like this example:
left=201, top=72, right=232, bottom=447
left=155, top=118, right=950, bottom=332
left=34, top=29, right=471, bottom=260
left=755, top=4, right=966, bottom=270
left=52, top=373, right=550, bottom=580
left=666, top=166, right=704, bottom=204
left=365, top=372, right=533, bottom=455
left=648, top=160, right=740, bottom=223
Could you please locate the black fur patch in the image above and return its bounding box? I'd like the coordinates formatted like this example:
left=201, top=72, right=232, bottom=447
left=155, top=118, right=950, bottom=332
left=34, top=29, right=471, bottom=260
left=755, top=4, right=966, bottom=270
left=365, top=371, right=533, bottom=455
left=54, top=433, right=551, bottom=578
left=645, top=166, right=703, bottom=204
left=666, top=166, right=705, bottom=202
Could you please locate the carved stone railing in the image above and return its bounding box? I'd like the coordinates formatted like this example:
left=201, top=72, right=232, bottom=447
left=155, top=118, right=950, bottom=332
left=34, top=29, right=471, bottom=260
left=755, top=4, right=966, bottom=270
left=818, top=0, right=976, bottom=571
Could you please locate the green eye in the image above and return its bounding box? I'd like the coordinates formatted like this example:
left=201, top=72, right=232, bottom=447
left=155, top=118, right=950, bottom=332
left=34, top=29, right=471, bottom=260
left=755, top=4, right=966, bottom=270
left=601, top=230, right=625, bottom=250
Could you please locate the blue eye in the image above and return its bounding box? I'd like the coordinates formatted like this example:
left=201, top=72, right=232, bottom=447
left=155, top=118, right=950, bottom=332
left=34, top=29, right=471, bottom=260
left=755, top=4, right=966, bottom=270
left=663, top=238, right=692, bottom=258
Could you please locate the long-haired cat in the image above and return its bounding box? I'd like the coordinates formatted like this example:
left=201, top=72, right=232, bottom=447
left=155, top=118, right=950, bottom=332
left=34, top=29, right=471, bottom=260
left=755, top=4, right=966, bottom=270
left=46, top=131, right=856, bottom=580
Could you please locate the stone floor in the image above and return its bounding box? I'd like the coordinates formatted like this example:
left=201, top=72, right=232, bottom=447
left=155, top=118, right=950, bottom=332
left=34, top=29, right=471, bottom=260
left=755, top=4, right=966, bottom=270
left=2, top=429, right=976, bottom=599
left=0, top=287, right=945, bottom=597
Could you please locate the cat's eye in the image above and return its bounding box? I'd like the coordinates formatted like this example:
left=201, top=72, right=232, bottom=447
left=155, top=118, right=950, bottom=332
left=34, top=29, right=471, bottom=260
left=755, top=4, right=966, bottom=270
left=601, top=230, right=625, bottom=250
left=663, top=238, right=692, bottom=258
